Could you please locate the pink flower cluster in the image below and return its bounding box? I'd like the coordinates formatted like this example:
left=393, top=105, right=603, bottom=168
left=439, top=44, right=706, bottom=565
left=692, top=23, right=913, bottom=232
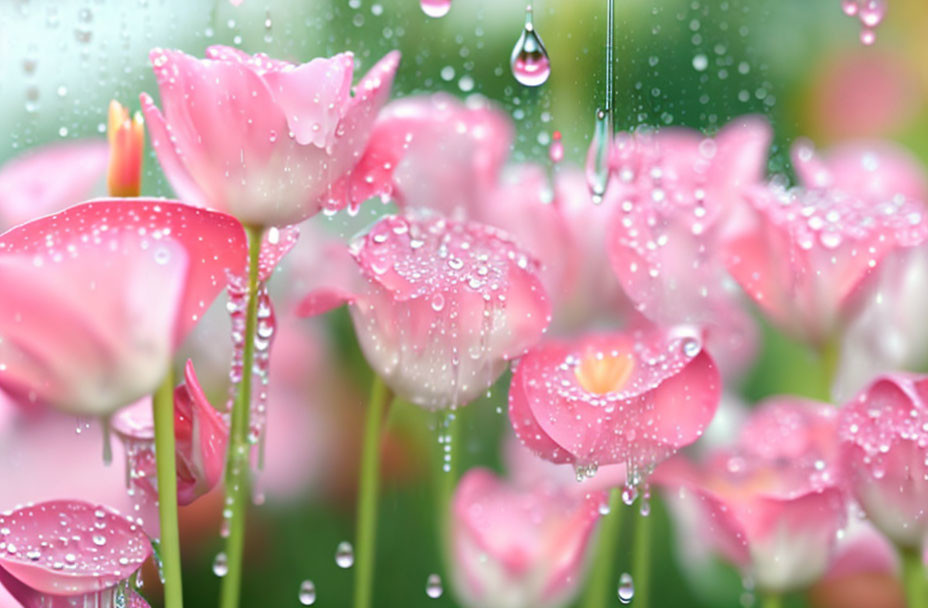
left=0, top=41, right=926, bottom=608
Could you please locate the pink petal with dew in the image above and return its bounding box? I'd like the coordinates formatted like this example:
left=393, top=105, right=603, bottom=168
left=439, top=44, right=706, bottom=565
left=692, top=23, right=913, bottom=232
left=0, top=141, right=108, bottom=230
left=148, top=47, right=287, bottom=199
left=260, top=53, right=354, bottom=148
left=0, top=501, right=150, bottom=597
left=723, top=183, right=928, bottom=344
left=839, top=374, right=928, bottom=548
left=451, top=469, right=602, bottom=608
left=329, top=90, right=509, bottom=215
left=174, top=360, right=228, bottom=505
left=140, top=93, right=209, bottom=210
left=792, top=139, right=928, bottom=202
left=510, top=329, right=720, bottom=469
left=322, top=51, right=401, bottom=214
left=0, top=199, right=245, bottom=416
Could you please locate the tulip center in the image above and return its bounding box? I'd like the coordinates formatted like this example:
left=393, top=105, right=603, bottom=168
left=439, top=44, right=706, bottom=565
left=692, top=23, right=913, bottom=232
left=574, top=352, right=634, bottom=395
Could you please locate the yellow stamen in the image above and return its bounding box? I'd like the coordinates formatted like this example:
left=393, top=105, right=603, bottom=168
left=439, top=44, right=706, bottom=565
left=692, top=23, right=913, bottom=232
left=574, top=352, right=634, bottom=395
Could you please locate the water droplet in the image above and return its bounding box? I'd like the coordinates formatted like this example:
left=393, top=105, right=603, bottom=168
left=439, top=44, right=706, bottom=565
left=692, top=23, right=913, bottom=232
left=420, top=0, right=451, bottom=18
left=618, top=572, right=635, bottom=604
left=212, top=552, right=229, bottom=577
left=586, top=109, right=612, bottom=201
left=298, top=580, right=317, bottom=605
left=425, top=573, right=443, bottom=599
left=549, top=130, right=564, bottom=164
left=510, top=5, right=551, bottom=87
left=692, top=54, right=708, bottom=71
left=335, top=541, right=354, bottom=568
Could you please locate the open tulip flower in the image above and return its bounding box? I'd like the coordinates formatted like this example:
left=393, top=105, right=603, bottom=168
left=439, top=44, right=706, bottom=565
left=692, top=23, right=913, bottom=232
left=141, top=46, right=401, bottom=227
left=299, top=213, right=551, bottom=409
left=113, top=360, right=228, bottom=507
left=509, top=326, right=721, bottom=485
left=0, top=500, right=152, bottom=608
left=0, top=199, right=246, bottom=417
left=838, top=373, right=928, bottom=551
left=656, top=397, right=848, bottom=595
left=723, top=138, right=928, bottom=350
left=606, top=116, right=772, bottom=376
left=450, top=468, right=603, bottom=608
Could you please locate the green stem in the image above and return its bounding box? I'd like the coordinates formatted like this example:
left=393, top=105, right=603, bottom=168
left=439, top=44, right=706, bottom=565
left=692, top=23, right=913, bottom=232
left=632, top=506, right=652, bottom=608
left=437, top=409, right=460, bottom=574
left=760, top=592, right=783, bottom=608
left=581, top=488, right=623, bottom=608
left=218, top=225, right=263, bottom=608
left=816, top=333, right=841, bottom=403
left=153, top=366, right=183, bottom=608
left=354, top=375, right=393, bottom=608
left=902, top=546, right=928, bottom=608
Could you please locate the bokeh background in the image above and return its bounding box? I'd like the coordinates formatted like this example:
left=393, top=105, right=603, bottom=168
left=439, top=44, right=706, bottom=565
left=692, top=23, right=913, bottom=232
left=1, top=0, right=927, bottom=606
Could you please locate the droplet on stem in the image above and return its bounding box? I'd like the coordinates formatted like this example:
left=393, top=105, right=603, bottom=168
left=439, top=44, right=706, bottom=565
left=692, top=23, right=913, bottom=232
left=298, top=580, right=317, bottom=605
left=586, top=108, right=612, bottom=202
left=618, top=572, right=635, bottom=604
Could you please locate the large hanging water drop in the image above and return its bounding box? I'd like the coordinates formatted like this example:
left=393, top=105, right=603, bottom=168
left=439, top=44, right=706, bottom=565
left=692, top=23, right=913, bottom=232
left=586, top=0, right=615, bottom=201
left=618, top=572, right=635, bottom=604
left=510, top=4, right=551, bottom=87
left=420, top=0, right=451, bottom=18
left=585, top=108, right=612, bottom=202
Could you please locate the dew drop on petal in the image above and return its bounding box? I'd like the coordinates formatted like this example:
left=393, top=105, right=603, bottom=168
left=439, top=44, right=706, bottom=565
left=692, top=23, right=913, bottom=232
left=298, top=580, right=316, bottom=605
left=212, top=552, right=229, bottom=577
left=425, top=573, right=443, bottom=599
left=618, top=572, right=635, bottom=604
left=335, top=541, right=354, bottom=568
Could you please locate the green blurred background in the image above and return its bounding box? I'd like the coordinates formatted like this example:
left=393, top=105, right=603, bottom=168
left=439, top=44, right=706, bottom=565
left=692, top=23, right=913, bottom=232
left=1, top=0, right=927, bottom=606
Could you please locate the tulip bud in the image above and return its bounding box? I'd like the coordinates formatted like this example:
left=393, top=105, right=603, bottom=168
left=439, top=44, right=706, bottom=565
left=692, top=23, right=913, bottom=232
left=107, top=100, right=145, bottom=197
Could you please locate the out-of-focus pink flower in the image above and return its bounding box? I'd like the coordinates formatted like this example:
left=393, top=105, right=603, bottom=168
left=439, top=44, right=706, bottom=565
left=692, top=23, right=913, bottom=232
left=0, top=199, right=246, bottom=416
left=0, top=141, right=108, bottom=230
left=656, top=397, right=847, bottom=593
left=0, top=500, right=151, bottom=608
left=838, top=373, right=928, bottom=549
left=0, top=396, right=159, bottom=535
left=141, top=46, right=400, bottom=227
left=791, top=138, right=928, bottom=203
left=334, top=93, right=512, bottom=216
left=723, top=155, right=928, bottom=347
left=606, top=117, right=772, bottom=376
left=809, top=519, right=905, bottom=608
left=112, top=360, right=228, bottom=506
left=450, top=468, right=602, bottom=608
left=509, top=327, right=720, bottom=484
left=107, top=100, right=145, bottom=198
left=298, top=214, right=551, bottom=409
left=803, top=50, right=921, bottom=140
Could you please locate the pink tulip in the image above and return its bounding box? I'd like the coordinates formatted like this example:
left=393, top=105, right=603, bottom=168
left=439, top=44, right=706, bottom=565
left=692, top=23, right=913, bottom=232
left=509, top=327, right=721, bottom=484
left=838, top=373, right=928, bottom=549
left=723, top=138, right=928, bottom=347
left=656, top=397, right=848, bottom=593
left=141, top=46, right=400, bottom=227
left=606, top=117, right=771, bottom=376
left=298, top=214, right=551, bottom=409
left=0, top=500, right=151, bottom=608
left=450, top=469, right=602, bottom=608
left=0, top=141, right=108, bottom=230
left=334, top=93, right=512, bottom=216
left=112, top=360, right=228, bottom=506
left=0, top=199, right=246, bottom=417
